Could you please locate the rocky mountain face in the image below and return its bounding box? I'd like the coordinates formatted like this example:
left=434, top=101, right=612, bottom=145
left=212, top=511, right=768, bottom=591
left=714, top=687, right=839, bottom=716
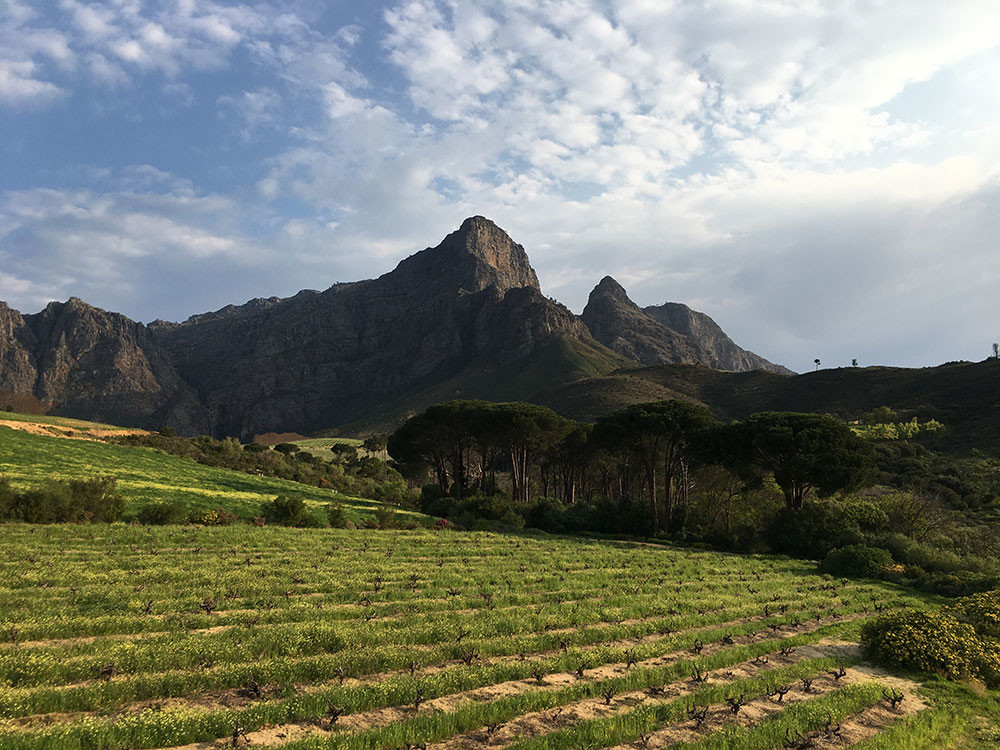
left=581, top=276, right=791, bottom=375
left=0, top=216, right=790, bottom=437
left=148, top=217, right=590, bottom=438
left=0, top=298, right=207, bottom=431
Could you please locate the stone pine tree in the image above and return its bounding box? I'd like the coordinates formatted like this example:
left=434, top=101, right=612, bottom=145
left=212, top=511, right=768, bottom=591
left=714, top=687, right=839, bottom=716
left=725, top=412, right=874, bottom=511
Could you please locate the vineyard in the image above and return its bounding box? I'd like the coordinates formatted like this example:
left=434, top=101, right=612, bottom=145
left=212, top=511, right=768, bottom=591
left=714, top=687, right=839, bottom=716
left=0, top=524, right=990, bottom=750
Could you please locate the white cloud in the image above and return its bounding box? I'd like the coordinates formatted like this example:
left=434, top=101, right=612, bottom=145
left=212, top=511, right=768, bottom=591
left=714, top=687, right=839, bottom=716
left=0, top=60, right=63, bottom=103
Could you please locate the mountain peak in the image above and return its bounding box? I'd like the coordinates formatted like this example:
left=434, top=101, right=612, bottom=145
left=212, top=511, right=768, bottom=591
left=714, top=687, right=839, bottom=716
left=392, top=216, right=540, bottom=295
left=590, top=276, right=630, bottom=301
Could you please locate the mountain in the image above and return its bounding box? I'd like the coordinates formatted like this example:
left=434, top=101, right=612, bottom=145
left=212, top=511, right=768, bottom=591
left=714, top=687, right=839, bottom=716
left=0, top=298, right=207, bottom=432
left=0, top=216, right=793, bottom=438
left=147, top=216, right=616, bottom=438
left=580, top=276, right=791, bottom=375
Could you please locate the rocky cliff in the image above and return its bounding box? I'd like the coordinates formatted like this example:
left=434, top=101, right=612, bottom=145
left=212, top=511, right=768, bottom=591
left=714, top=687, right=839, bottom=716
left=0, top=298, right=207, bottom=431
left=580, top=276, right=791, bottom=375
left=0, top=217, right=790, bottom=436
left=148, top=217, right=592, bottom=437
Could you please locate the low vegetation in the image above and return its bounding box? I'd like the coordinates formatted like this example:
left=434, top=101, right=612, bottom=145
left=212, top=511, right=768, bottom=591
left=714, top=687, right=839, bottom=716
left=0, top=425, right=426, bottom=526
left=2, top=525, right=991, bottom=750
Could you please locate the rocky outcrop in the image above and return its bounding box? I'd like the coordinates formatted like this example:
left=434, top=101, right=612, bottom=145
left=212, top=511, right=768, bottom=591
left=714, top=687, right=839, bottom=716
left=0, top=302, right=38, bottom=395
left=643, top=302, right=792, bottom=374
left=0, top=298, right=207, bottom=431
left=581, top=276, right=790, bottom=375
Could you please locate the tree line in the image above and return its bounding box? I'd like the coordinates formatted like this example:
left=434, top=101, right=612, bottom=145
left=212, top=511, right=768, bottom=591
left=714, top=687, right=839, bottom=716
left=387, top=399, right=874, bottom=536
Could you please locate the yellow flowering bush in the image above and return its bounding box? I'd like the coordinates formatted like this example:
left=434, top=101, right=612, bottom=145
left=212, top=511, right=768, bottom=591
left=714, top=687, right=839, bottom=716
left=861, top=609, right=1000, bottom=686
left=945, top=590, right=1000, bottom=637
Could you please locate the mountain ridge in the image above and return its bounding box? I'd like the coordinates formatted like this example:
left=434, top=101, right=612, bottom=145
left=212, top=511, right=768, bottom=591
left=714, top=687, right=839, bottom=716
left=0, top=217, right=791, bottom=437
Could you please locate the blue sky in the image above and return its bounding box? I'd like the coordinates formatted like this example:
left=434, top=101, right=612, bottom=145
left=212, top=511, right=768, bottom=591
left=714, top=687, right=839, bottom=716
left=1, top=0, right=999, bottom=373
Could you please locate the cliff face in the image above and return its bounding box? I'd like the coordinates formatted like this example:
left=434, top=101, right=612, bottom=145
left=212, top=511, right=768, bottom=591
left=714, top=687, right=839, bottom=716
left=0, top=217, right=791, bottom=437
left=581, top=276, right=791, bottom=375
left=0, top=298, right=207, bottom=431
left=643, top=302, right=792, bottom=375
left=148, top=217, right=585, bottom=437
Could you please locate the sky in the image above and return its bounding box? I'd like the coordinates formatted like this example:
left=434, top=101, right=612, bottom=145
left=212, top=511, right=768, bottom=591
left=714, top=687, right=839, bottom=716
left=1, top=1, right=999, bottom=374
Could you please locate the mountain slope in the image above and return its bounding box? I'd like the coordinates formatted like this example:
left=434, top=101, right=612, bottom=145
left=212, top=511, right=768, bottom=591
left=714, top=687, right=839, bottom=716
left=537, top=359, right=1000, bottom=452
left=1, top=216, right=798, bottom=438
left=580, top=276, right=790, bottom=374
left=0, top=298, right=207, bottom=433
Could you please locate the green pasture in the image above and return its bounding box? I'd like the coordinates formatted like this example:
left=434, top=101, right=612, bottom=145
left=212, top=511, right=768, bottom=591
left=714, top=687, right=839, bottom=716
left=0, top=425, right=423, bottom=524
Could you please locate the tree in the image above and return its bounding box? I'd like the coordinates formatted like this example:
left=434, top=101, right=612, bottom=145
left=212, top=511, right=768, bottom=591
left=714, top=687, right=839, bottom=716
left=362, top=434, right=388, bottom=459
left=993, top=343, right=999, bottom=359
left=387, top=400, right=489, bottom=499
left=594, top=400, right=717, bottom=532
left=814, top=358, right=821, bottom=371
left=851, top=358, right=858, bottom=368
left=487, top=402, right=570, bottom=503
left=726, top=412, right=874, bottom=511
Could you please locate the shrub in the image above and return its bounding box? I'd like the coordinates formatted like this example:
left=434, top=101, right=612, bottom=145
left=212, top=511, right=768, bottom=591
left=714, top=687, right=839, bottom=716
left=327, top=502, right=351, bottom=528
left=260, top=495, right=323, bottom=527
left=191, top=507, right=238, bottom=526
left=67, top=477, right=126, bottom=522
left=861, top=609, right=1000, bottom=686
left=3, top=477, right=124, bottom=523
left=374, top=506, right=398, bottom=529
left=820, top=544, right=894, bottom=578
left=766, top=502, right=864, bottom=558
left=946, top=590, right=1000, bottom=637
left=0, top=477, right=13, bottom=518
left=136, top=500, right=187, bottom=525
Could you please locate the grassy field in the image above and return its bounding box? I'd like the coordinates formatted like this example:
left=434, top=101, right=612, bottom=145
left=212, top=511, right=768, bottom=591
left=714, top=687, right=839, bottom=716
left=0, top=425, right=424, bottom=524
left=0, top=410, right=133, bottom=433
left=0, top=525, right=995, bottom=750
left=291, top=438, right=365, bottom=461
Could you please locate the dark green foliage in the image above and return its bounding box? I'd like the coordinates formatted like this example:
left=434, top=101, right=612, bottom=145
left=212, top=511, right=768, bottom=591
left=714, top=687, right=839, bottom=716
left=766, top=503, right=864, bottom=558
left=273, top=443, right=299, bottom=455
left=260, top=495, right=323, bottom=527
left=725, top=412, right=875, bottom=510
left=189, top=507, right=238, bottom=526
left=861, top=609, right=1000, bottom=686
left=0, top=476, right=124, bottom=523
left=820, top=544, right=894, bottom=578
left=0, top=477, right=13, bottom=518
left=326, top=502, right=351, bottom=528
left=136, top=500, right=187, bottom=525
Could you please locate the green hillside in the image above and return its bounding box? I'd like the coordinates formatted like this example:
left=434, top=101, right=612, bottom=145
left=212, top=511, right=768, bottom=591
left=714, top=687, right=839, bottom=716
left=321, top=334, right=629, bottom=436
left=538, top=359, right=1000, bottom=453
left=0, top=425, right=425, bottom=524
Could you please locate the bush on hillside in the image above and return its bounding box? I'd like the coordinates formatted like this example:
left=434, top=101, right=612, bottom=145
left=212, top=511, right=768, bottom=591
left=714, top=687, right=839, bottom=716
left=861, top=609, right=1000, bottom=686
left=261, top=495, right=323, bottom=527
left=945, top=590, right=1000, bottom=637
left=191, top=507, right=238, bottom=526
left=0, top=477, right=13, bottom=518
left=766, top=502, right=865, bottom=558
left=327, top=502, right=351, bottom=528
left=1, top=477, right=124, bottom=523
left=137, top=500, right=187, bottom=525
left=820, top=544, right=894, bottom=578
